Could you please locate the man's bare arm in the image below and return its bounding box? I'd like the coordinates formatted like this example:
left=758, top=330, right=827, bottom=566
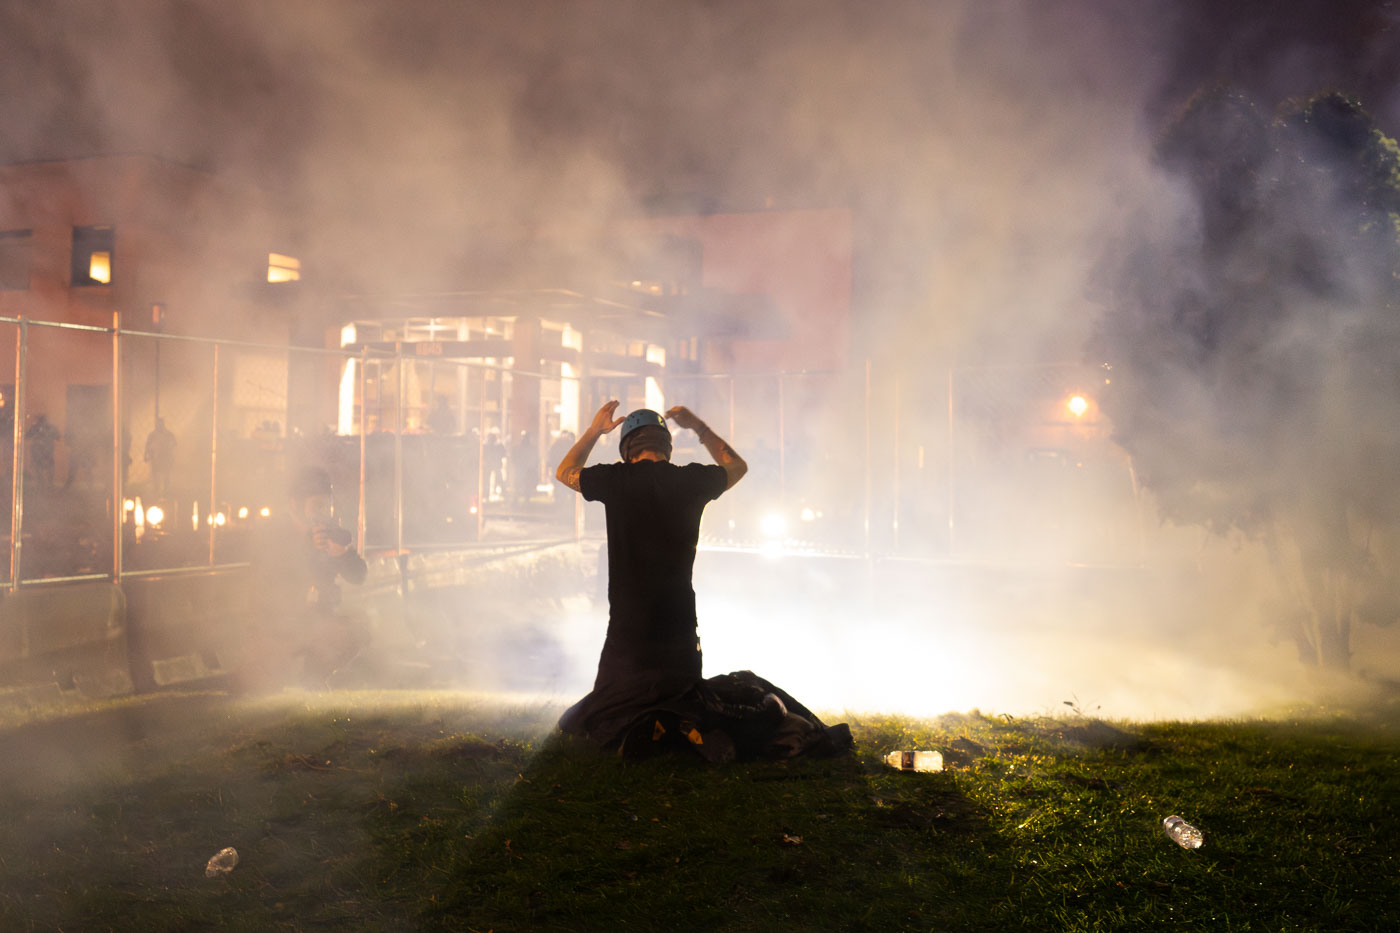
left=556, top=400, right=624, bottom=492
left=665, top=405, right=747, bottom=489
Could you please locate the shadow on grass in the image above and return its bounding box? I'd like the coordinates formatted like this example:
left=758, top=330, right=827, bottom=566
left=413, top=733, right=1008, bottom=933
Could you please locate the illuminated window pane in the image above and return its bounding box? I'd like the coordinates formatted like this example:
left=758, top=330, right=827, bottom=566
left=71, top=225, right=115, bottom=286
left=88, top=251, right=111, bottom=284
left=267, top=252, right=301, bottom=283
left=561, top=324, right=582, bottom=351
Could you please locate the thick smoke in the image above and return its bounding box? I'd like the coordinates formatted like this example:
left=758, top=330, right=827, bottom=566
left=2, top=0, right=1397, bottom=718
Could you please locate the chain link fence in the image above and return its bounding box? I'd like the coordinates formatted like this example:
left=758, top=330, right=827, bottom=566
left=0, top=319, right=1143, bottom=585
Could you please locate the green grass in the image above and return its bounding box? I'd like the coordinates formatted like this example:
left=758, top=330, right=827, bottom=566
left=0, top=691, right=1395, bottom=931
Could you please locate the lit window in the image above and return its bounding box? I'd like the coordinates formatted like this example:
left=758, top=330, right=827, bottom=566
left=267, top=252, right=301, bottom=283
left=72, top=226, right=115, bottom=286
left=0, top=229, right=31, bottom=290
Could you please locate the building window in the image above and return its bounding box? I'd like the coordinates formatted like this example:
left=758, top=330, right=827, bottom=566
left=72, top=225, right=114, bottom=286
left=267, top=252, right=301, bottom=283
left=0, top=229, right=32, bottom=290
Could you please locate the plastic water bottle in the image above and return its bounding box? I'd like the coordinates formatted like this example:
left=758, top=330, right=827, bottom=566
left=205, top=846, right=239, bottom=877
left=1162, top=815, right=1203, bottom=849
left=885, top=749, right=943, bottom=772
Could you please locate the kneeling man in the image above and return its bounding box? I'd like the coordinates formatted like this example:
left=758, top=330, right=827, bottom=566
left=555, top=401, right=850, bottom=760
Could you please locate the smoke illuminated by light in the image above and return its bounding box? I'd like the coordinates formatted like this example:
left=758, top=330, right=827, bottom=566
left=691, top=554, right=1308, bottom=721
left=0, top=0, right=1386, bottom=726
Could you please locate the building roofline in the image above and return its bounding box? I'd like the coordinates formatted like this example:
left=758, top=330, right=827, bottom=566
left=0, top=151, right=221, bottom=178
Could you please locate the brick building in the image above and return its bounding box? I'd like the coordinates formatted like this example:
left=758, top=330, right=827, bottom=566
left=0, top=153, right=301, bottom=487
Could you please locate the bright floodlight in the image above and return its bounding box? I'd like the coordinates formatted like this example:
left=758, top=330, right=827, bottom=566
left=760, top=512, right=787, bottom=538
left=1067, top=395, right=1089, bottom=418
left=145, top=505, right=165, bottom=526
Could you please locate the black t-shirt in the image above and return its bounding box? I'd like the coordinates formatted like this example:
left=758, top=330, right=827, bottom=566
left=580, top=460, right=728, bottom=676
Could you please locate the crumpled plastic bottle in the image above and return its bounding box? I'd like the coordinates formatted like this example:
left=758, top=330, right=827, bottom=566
left=205, top=846, right=239, bottom=877
left=1162, top=815, right=1204, bottom=849
left=884, top=749, right=943, bottom=772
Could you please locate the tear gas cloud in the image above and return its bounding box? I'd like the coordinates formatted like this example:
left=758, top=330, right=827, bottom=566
left=2, top=0, right=1399, bottom=720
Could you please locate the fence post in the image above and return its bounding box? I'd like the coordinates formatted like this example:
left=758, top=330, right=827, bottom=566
left=892, top=369, right=901, bottom=554
left=394, top=344, right=404, bottom=554
left=476, top=365, right=487, bottom=542
left=207, top=343, right=220, bottom=565
left=863, top=359, right=871, bottom=557
left=777, top=372, right=786, bottom=505
left=9, top=319, right=27, bottom=587
left=728, top=376, right=735, bottom=443
left=111, top=311, right=122, bottom=579
left=947, top=367, right=956, bottom=556
left=357, top=346, right=368, bottom=554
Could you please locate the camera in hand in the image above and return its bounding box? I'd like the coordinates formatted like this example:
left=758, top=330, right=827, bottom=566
left=320, top=525, right=353, bottom=548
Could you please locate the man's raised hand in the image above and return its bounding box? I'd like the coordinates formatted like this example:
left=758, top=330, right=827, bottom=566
left=664, top=405, right=703, bottom=432
left=669, top=404, right=747, bottom=489
left=590, top=400, right=626, bottom=436
left=557, top=401, right=624, bottom=492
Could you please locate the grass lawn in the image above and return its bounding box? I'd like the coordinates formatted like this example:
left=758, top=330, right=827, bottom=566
left=0, top=689, right=1395, bottom=931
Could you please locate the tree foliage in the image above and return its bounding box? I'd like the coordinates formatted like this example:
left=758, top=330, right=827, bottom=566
left=1096, top=87, right=1400, bottom=668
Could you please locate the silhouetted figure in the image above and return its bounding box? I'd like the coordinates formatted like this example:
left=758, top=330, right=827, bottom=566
left=63, top=423, right=100, bottom=491
left=0, top=397, right=13, bottom=496
left=547, top=429, right=576, bottom=519
left=246, top=467, right=369, bottom=689
left=428, top=401, right=456, bottom=436
left=120, top=426, right=132, bottom=490
left=482, top=431, right=505, bottom=501
left=24, top=414, right=59, bottom=490
left=144, top=418, right=176, bottom=496
left=510, top=430, right=539, bottom=506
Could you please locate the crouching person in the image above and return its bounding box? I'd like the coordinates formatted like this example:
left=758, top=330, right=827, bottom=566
left=243, top=466, right=370, bottom=690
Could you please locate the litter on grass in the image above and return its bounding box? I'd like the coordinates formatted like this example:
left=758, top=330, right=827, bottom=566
left=205, top=847, right=239, bottom=877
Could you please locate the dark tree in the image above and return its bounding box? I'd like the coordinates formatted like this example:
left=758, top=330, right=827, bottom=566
left=1096, top=88, right=1400, bottom=669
